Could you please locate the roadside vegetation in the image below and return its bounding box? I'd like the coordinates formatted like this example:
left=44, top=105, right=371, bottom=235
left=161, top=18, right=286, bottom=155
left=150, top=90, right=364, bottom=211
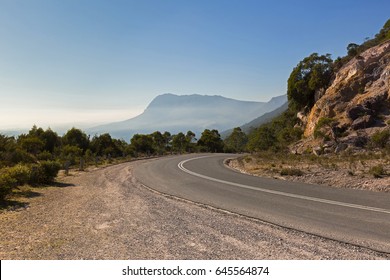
left=0, top=125, right=231, bottom=203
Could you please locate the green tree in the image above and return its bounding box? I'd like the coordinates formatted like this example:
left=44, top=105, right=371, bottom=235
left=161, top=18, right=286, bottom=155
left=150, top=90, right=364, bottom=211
left=130, top=134, right=155, bottom=155
left=151, top=131, right=166, bottom=155
left=41, top=128, right=61, bottom=153
left=18, top=136, right=45, bottom=156
left=375, top=18, right=390, bottom=42
left=185, top=131, right=196, bottom=153
left=172, top=132, right=187, bottom=153
left=90, top=133, right=122, bottom=157
left=62, top=128, right=90, bottom=153
left=287, top=53, right=333, bottom=111
left=197, top=129, right=224, bottom=152
left=347, top=43, right=359, bottom=57
left=247, top=125, right=277, bottom=152
left=162, top=131, right=172, bottom=152
left=224, top=127, right=248, bottom=153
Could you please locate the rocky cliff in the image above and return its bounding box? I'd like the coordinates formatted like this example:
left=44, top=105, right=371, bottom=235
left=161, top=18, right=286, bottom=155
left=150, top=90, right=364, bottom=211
left=296, top=40, right=390, bottom=153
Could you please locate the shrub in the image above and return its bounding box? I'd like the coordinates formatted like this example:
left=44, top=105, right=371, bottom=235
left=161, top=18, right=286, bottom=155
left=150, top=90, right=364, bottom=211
left=280, top=168, right=304, bottom=176
left=0, top=171, right=17, bottom=200
left=369, top=165, right=386, bottom=178
left=7, top=164, right=30, bottom=185
left=29, top=161, right=61, bottom=185
left=371, top=129, right=390, bottom=148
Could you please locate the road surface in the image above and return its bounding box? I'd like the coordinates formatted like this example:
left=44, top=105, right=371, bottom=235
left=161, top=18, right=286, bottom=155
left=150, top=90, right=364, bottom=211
left=134, top=154, right=390, bottom=253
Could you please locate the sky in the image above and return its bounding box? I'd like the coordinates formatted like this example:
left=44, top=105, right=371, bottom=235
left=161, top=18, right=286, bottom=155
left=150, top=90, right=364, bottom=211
left=0, top=0, right=389, bottom=131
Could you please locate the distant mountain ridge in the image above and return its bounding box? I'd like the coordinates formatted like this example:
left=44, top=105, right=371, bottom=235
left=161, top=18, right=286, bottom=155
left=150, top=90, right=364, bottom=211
left=89, top=93, right=287, bottom=140
left=221, top=102, right=288, bottom=138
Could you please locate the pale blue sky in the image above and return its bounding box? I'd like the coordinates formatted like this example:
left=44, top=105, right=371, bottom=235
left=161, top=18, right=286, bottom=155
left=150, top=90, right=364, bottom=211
left=1, top=0, right=389, bottom=130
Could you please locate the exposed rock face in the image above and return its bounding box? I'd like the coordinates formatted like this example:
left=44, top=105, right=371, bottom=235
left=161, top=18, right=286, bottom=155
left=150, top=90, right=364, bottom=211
left=302, top=40, right=390, bottom=150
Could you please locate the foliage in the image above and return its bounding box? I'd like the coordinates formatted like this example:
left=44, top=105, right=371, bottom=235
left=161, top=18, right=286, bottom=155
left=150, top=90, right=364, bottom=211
left=62, top=128, right=90, bottom=153
left=370, top=129, right=390, bottom=149
left=60, top=145, right=83, bottom=165
left=369, top=164, right=386, bottom=178
left=335, top=18, right=390, bottom=71
left=287, top=53, right=333, bottom=111
left=90, top=133, right=122, bottom=157
left=224, top=127, right=248, bottom=153
left=247, top=109, right=302, bottom=152
left=130, top=134, right=155, bottom=155
left=0, top=171, right=16, bottom=200
left=171, top=132, right=187, bottom=153
left=6, top=164, right=31, bottom=185
left=347, top=43, right=359, bottom=57
left=280, top=168, right=304, bottom=176
left=197, top=129, right=224, bottom=152
left=29, top=161, right=61, bottom=185
left=314, top=117, right=336, bottom=139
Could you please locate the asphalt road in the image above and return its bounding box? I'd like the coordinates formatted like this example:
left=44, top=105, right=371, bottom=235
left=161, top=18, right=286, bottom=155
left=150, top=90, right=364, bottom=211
left=133, top=153, right=390, bottom=253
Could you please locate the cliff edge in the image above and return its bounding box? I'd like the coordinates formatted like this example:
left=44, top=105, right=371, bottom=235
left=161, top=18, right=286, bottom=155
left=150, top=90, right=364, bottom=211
left=296, top=40, right=390, bottom=154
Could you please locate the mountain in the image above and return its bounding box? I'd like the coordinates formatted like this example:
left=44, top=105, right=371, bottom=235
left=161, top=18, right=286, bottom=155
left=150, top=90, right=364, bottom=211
left=89, top=93, right=287, bottom=140
left=221, top=101, right=288, bottom=138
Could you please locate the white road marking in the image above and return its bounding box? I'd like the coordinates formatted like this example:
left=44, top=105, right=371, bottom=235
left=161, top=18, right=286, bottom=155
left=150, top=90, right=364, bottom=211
left=178, top=156, right=390, bottom=215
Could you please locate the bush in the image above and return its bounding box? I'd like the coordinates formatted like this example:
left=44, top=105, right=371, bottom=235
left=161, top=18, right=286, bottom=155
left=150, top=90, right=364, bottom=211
left=371, top=129, right=390, bottom=148
left=0, top=171, right=17, bottom=200
left=280, top=168, right=304, bottom=176
left=29, top=161, right=61, bottom=185
left=0, top=164, right=30, bottom=200
left=7, top=164, right=30, bottom=185
left=369, top=165, right=386, bottom=178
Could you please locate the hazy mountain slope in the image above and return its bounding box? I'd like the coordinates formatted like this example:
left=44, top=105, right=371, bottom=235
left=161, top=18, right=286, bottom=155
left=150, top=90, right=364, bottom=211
left=221, top=102, right=288, bottom=138
left=89, top=93, right=287, bottom=140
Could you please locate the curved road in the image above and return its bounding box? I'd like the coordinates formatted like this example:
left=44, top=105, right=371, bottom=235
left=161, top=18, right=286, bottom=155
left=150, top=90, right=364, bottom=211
left=134, top=153, right=390, bottom=253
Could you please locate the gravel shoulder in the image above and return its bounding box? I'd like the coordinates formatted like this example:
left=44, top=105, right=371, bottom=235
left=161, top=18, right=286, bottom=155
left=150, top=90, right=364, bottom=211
left=0, top=159, right=389, bottom=260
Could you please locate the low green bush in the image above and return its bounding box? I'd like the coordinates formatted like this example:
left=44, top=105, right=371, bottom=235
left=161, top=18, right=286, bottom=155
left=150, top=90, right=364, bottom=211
left=369, top=165, right=386, bottom=178
left=0, top=171, right=17, bottom=200
left=371, top=129, right=390, bottom=148
left=29, top=161, right=61, bottom=185
left=7, top=164, right=30, bottom=185
left=280, top=168, right=304, bottom=176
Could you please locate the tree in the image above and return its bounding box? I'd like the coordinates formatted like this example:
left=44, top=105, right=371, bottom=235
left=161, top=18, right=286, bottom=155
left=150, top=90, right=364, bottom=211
left=247, top=125, right=277, bottom=152
left=151, top=131, right=166, bottom=155
left=18, top=136, right=44, bottom=156
left=172, top=132, right=187, bottom=153
left=287, top=53, right=333, bottom=111
left=375, top=18, right=390, bottom=42
left=62, top=128, right=90, bottom=153
left=185, top=131, right=196, bottom=152
left=162, top=131, right=172, bottom=152
left=130, top=134, right=155, bottom=155
left=90, top=133, right=122, bottom=157
left=347, top=43, right=359, bottom=57
left=224, top=127, right=248, bottom=153
left=41, top=128, right=60, bottom=153
left=197, top=129, right=224, bottom=152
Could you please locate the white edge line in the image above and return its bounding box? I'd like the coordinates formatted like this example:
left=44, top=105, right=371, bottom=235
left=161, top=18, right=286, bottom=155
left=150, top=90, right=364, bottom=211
left=178, top=156, right=390, bottom=215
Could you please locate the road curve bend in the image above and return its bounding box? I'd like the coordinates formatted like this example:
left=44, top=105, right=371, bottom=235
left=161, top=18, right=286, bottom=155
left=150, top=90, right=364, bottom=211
left=133, top=153, right=390, bottom=253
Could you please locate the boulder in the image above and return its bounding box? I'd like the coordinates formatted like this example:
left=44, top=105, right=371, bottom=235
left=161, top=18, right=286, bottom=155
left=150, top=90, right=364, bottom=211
left=335, top=143, right=348, bottom=153
left=347, top=105, right=372, bottom=120
left=351, top=115, right=375, bottom=130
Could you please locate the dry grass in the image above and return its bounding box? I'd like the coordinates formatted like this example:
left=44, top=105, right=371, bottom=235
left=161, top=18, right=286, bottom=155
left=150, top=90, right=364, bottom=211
left=229, top=150, right=390, bottom=192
